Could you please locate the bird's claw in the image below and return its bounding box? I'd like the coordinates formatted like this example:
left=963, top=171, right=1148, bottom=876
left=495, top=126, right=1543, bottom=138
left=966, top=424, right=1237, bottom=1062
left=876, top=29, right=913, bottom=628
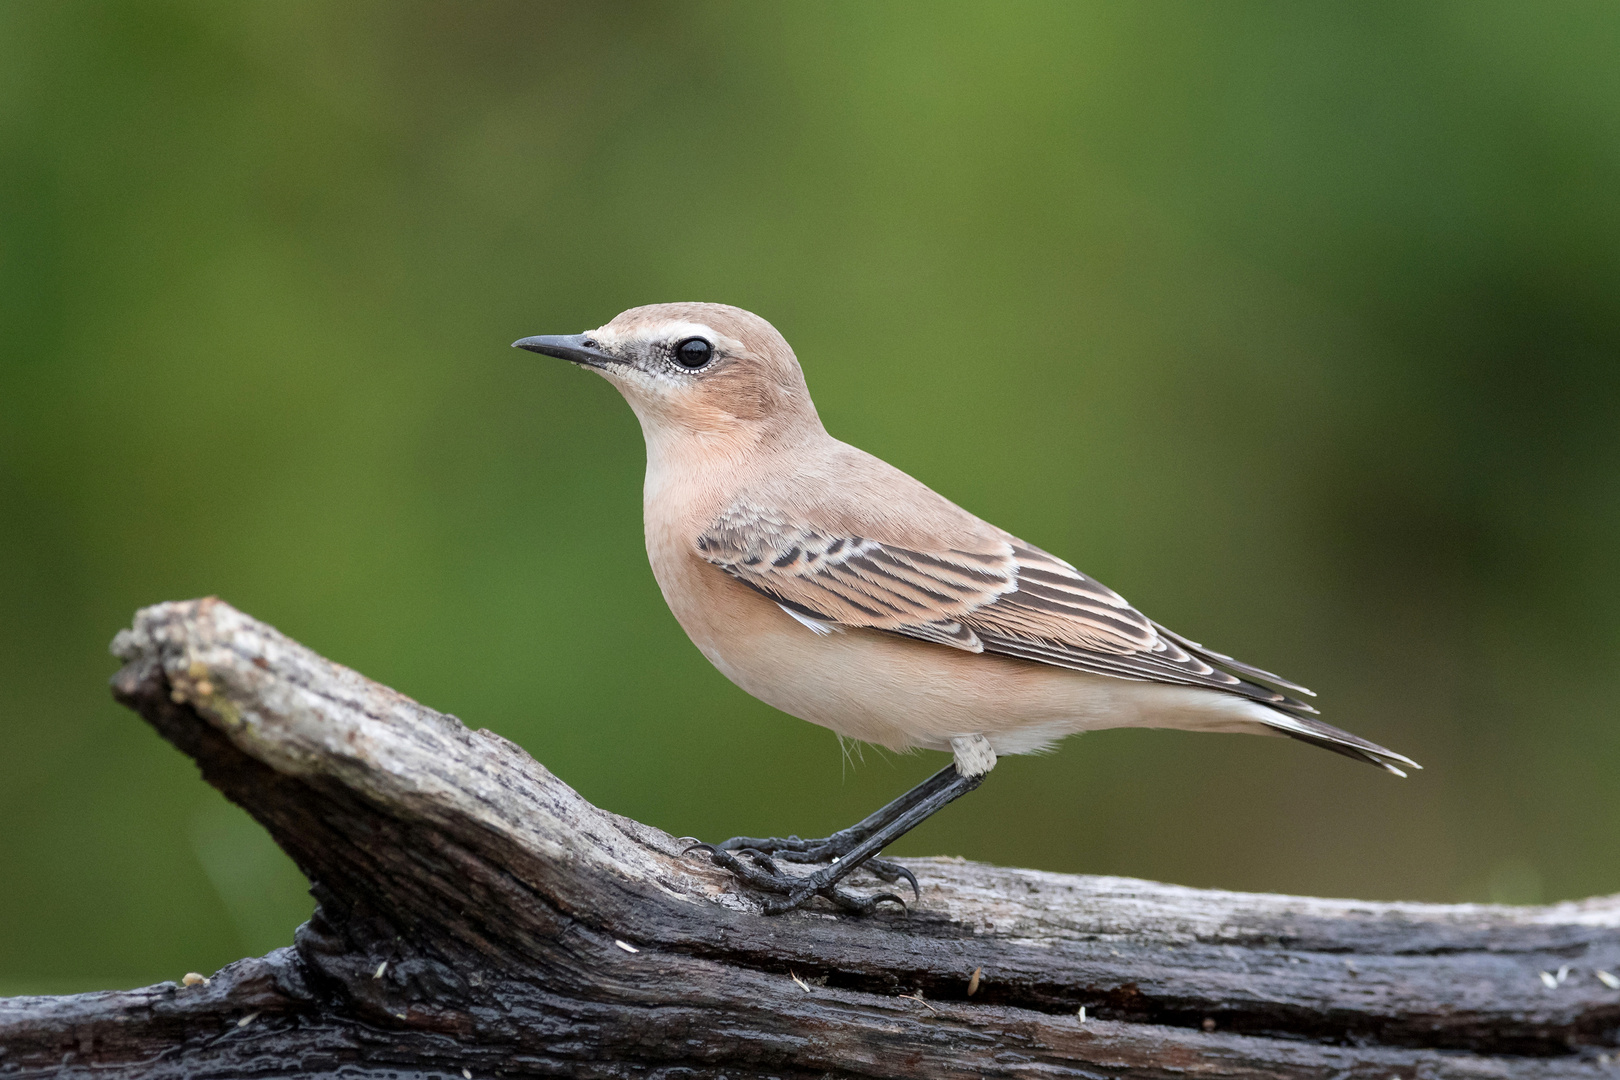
left=701, top=834, right=918, bottom=898
left=859, top=857, right=921, bottom=899
left=764, top=887, right=905, bottom=916
left=700, top=845, right=908, bottom=915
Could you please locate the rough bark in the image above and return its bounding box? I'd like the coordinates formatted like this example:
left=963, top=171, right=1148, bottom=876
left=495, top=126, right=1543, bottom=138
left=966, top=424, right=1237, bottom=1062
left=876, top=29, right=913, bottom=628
left=2, top=597, right=1617, bottom=1079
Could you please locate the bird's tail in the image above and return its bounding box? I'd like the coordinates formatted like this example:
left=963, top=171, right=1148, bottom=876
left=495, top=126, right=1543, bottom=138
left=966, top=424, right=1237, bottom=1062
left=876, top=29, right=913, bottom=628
left=1258, top=711, right=1421, bottom=777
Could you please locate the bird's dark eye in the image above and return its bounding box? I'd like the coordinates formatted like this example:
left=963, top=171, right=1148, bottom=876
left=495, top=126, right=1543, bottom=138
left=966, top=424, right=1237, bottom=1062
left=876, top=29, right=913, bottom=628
left=675, top=337, right=713, bottom=369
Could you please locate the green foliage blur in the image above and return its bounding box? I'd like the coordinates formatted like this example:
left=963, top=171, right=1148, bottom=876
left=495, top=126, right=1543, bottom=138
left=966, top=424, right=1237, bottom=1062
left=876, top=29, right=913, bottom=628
left=3, top=1, right=1618, bottom=995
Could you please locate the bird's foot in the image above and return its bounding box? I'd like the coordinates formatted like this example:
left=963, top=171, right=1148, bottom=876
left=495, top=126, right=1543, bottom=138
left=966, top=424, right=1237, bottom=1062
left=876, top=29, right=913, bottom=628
left=679, top=764, right=978, bottom=915
left=685, top=843, right=908, bottom=914
left=704, top=832, right=920, bottom=897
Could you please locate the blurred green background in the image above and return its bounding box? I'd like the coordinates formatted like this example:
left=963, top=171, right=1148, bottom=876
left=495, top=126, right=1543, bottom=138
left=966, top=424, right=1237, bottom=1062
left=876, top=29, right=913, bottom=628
left=3, top=0, right=1618, bottom=995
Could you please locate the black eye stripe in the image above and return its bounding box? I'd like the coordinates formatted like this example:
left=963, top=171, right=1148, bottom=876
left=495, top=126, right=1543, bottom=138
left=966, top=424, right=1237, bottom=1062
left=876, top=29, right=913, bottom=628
left=675, top=337, right=713, bottom=369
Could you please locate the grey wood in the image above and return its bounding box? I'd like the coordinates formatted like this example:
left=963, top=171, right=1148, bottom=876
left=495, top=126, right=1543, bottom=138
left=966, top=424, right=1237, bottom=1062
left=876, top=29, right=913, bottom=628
left=1, top=598, right=1616, bottom=1078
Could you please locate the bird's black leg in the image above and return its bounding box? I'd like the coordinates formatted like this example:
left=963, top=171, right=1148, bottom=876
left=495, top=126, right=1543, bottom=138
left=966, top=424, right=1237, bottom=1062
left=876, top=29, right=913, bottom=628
left=718, top=763, right=962, bottom=854
left=688, top=764, right=983, bottom=914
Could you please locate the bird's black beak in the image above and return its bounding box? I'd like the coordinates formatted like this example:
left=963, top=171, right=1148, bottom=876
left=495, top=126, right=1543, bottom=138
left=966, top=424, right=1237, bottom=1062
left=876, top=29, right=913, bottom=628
left=511, top=334, right=623, bottom=369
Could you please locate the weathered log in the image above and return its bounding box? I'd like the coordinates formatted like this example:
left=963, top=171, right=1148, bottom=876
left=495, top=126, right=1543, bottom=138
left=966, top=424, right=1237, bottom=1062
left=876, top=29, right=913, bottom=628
left=2, top=598, right=1617, bottom=1078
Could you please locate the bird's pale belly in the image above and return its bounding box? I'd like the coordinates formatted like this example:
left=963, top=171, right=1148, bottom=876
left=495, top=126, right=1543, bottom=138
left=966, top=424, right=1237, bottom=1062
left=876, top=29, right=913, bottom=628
left=659, top=555, right=1276, bottom=756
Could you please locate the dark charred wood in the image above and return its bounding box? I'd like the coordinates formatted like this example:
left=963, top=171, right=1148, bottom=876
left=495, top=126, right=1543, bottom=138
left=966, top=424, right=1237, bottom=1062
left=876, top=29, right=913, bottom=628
left=1, top=597, right=1616, bottom=1078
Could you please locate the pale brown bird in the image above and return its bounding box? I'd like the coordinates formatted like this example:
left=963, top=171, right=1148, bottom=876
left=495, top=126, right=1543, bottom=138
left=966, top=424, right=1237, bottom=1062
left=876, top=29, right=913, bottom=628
left=515, top=302, right=1417, bottom=914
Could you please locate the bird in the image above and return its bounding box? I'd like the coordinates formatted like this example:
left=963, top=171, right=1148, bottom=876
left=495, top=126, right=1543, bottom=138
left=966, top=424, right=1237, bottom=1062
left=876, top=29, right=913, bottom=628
left=514, top=302, right=1418, bottom=914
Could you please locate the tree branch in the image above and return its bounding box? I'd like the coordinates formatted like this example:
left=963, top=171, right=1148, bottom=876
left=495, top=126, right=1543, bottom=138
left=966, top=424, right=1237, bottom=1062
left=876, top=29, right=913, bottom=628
left=2, top=598, right=1616, bottom=1078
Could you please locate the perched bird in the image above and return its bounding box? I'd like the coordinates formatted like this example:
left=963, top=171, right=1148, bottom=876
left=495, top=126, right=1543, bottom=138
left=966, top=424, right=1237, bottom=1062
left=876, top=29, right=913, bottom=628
left=515, top=303, right=1417, bottom=914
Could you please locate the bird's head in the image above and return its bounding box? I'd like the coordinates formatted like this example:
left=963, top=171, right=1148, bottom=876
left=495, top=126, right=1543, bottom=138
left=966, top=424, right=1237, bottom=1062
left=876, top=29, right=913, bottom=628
left=515, top=303, right=822, bottom=444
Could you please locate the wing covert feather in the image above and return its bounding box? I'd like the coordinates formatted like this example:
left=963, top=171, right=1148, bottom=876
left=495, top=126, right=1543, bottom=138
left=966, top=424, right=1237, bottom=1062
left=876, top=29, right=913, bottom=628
left=696, top=505, right=1013, bottom=651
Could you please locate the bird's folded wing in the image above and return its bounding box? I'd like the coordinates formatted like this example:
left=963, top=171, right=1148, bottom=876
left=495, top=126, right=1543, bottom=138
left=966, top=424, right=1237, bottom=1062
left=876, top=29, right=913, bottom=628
left=696, top=504, right=1311, bottom=709
left=696, top=503, right=1420, bottom=774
